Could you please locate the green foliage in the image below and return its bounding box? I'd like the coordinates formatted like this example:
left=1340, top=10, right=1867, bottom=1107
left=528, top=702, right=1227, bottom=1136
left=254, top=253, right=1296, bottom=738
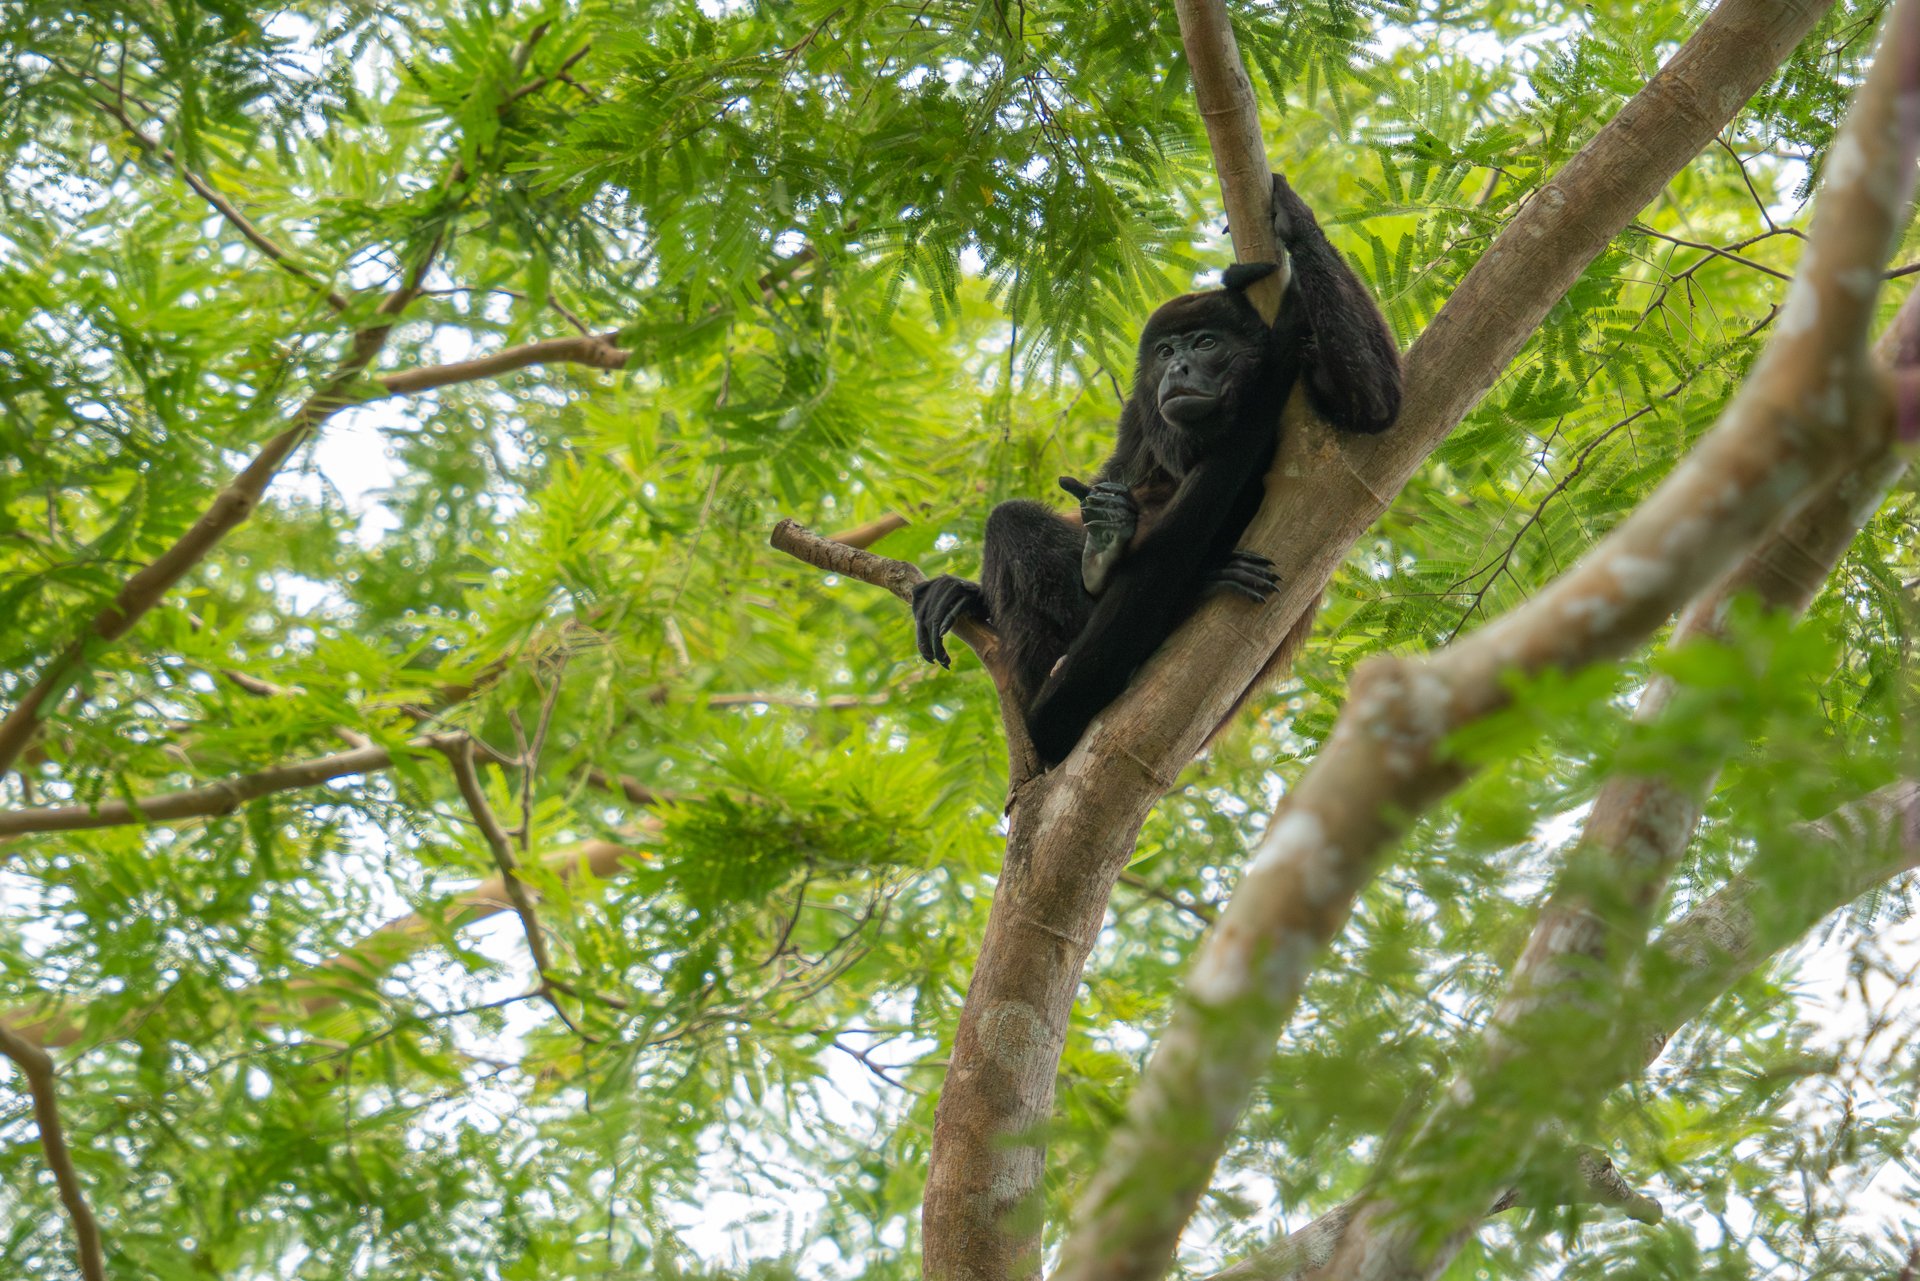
left=0, top=0, right=1916, bottom=1278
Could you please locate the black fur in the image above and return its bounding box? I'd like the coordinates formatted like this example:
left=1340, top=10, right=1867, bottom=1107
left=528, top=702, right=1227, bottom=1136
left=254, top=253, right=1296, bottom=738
left=912, top=174, right=1402, bottom=765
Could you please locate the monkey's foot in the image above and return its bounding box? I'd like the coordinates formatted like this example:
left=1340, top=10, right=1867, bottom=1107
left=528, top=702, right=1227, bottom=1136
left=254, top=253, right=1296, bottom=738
left=1079, top=481, right=1138, bottom=596
left=911, top=575, right=987, bottom=668
left=1207, top=550, right=1279, bottom=602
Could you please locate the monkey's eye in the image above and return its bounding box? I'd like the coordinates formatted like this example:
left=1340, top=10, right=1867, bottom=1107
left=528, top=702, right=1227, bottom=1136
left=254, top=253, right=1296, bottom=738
left=1155, top=343, right=1175, bottom=360
left=1195, top=335, right=1218, bottom=350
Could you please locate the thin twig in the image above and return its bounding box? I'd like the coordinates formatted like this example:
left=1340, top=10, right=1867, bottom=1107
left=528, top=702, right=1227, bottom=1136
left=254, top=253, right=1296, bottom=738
left=70, top=82, right=350, bottom=311
left=437, top=738, right=556, bottom=980
left=1117, top=872, right=1217, bottom=926
left=1631, top=223, right=1794, bottom=281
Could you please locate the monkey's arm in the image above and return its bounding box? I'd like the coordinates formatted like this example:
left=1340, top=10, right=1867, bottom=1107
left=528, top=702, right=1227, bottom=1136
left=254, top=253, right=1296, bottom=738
left=1026, top=434, right=1272, bottom=762
left=1059, top=476, right=1138, bottom=597
left=1270, top=173, right=1402, bottom=435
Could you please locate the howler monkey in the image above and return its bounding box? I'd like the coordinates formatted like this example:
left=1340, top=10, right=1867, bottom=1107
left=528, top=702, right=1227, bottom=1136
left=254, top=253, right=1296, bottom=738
left=912, top=175, right=1401, bottom=765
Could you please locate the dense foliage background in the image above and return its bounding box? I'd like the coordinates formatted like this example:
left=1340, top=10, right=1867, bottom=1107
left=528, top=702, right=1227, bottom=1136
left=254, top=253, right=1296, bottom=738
left=0, top=0, right=1915, bottom=1277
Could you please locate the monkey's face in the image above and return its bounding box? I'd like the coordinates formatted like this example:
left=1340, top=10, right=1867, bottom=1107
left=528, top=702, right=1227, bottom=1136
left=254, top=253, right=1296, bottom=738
left=1147, top=327, right=1254, bottom=428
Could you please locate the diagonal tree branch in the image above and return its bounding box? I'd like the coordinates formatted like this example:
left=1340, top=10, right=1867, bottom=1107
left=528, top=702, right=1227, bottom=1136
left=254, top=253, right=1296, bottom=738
left=0, top=269, right=424, bottom=783
left=771, top=519, right=1040, bottom=779
left=1269, top=7, right=1916, bottom=1277
left=437, top=737, right=558, bottom=982
left=1206, top=777, right=1920, bottom=1281
left=0, top=1024, right=106, bottom=1281
left=1212, top=279, right=1920, bottom=1281
left=0, top=23, right=596, bottom=787
left=1054, top=0, right=1918, bottom=1271
left=68, top=81, right=351, bottom=312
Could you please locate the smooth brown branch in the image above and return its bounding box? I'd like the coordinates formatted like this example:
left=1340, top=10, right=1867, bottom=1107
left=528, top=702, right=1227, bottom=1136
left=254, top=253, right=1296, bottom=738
left=1173, top=0, right=1284, bottom=322
left=824, top=512, right=910, bottom=549
left=0, top=1025, right=106, bottom=1281
left=0, top=742, right=407, bottom=840
left=1296, top=6, right=1920, bottom=1277
left=377, top=332, right=629, bottom=397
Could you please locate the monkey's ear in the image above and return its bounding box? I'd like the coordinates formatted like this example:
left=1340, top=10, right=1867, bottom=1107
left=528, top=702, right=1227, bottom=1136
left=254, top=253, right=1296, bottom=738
left=1222, top=261, right=1281, bottom=291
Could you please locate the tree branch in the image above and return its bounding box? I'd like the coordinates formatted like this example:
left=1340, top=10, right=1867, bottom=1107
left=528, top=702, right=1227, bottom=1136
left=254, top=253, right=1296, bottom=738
left=0, top=741, right=418, bottom=840
left=1296, top=8, right=1920, bottom=1276
left=770, top=519, right=1038, bottom=782
left=1206, top=778, right=1920, bottom=1281
left=1173, top=0, right=1284, bottom=320
left=1213, top=282, right=1920, bottom=1281
left=376, top=331, right=629, bottom=397
left=437, top=737, right=557, bottom=981
left=71, top=83, right=350, bottom=312
left=0, top=1024, right=106, bottom=1281
left=0, top=38, right=604, bottom=784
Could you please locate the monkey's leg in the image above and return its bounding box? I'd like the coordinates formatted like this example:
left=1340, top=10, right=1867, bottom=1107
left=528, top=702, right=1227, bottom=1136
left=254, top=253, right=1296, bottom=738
left=980, top=499, right=1091, bottom=704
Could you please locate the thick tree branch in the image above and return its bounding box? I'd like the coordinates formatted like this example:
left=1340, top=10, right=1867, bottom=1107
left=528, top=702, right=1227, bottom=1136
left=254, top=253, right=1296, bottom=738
left=1215, top=283, right=1920, bottom=1281
left=913, top=0, right=1842, bottom=1275
left=0, top=1024, right=106, bottom=1281
left=1248, top=279, right=1920, bottom=1281
left=1207, top=778, right=1920, bottom=1281
left=1302, top=9, right=1916, bottom=1278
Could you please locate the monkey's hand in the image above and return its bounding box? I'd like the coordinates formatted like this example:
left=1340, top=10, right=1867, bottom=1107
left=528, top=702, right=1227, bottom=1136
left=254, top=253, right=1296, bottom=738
left=1076, top=480, right=1137, bottom=597
left=1206, top=549, right=1280, bottom=603
left=911, top=575, right=987, bottom=669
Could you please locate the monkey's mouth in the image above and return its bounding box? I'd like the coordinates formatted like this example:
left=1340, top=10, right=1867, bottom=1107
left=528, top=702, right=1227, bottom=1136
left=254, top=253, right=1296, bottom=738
left=1158, top=391, right=1218, bottom=424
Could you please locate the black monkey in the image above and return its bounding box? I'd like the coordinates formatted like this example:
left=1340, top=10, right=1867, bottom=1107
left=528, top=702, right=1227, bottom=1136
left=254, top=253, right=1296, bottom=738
left=913, top=174, right=1401, bottom=764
